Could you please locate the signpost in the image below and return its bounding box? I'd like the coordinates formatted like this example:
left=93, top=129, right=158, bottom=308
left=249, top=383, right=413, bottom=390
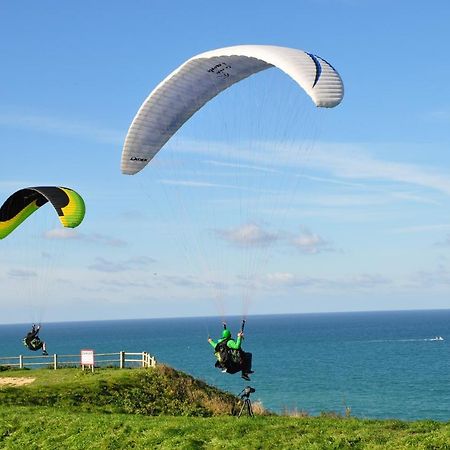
left=81, top=349, right=94, bottom=372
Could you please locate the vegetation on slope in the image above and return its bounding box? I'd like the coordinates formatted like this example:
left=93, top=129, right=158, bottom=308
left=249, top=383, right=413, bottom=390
left=0, top=366, right=237, bottom=416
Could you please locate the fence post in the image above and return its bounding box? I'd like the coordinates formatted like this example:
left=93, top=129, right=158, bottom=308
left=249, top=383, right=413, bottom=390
left=119, top=351, right=125, bottom=369
left=19, top=355, right=23, bottom=369
left=53, top=354, right=58, bottom=370
left=142, top=352, right=146, bottom=368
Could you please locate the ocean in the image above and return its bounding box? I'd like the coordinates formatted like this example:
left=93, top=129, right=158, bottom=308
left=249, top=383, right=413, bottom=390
left=1, top=309, right=449, bottom=421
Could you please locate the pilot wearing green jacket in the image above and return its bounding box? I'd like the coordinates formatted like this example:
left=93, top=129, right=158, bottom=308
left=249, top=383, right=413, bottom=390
left=208, top=323, right=253, bottom=381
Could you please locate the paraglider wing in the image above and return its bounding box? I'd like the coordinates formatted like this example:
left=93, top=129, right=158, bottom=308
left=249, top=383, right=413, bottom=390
left=0, top=186, right=85, bottom=239
left=121, top=45, right=344, bottom=175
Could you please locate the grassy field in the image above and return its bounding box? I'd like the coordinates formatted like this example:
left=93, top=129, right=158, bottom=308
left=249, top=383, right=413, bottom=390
left=0, top=367, right=449, bottom=449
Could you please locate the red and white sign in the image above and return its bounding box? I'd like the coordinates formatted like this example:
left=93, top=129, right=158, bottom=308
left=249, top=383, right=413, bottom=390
left=80, top=349, right=94, bottom=366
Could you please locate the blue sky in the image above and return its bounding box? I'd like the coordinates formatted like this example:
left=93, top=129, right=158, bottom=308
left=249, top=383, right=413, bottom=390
left=1, top=1, right=450, bottom=324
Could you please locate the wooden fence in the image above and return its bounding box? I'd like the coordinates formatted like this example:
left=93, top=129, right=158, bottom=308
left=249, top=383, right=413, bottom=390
left=0, top=351, right=156, bottom=370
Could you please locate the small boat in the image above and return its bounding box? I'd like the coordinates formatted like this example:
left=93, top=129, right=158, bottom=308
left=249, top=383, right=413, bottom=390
left=432, top=336, right=444, bottom=341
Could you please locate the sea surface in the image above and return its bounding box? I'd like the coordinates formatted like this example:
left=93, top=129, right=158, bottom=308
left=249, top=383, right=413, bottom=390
left=1, top=310, right=449, bottom=421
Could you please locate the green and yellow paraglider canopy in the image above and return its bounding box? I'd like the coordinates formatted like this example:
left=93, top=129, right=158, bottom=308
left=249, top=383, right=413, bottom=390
left=0, top=186, right=85, bottom=239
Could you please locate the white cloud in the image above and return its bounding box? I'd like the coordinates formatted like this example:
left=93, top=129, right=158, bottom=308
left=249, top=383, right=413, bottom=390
left=390, top=191, right=441, bottom=206
left=434, top=234, right=450, bottom=247
left=99, top=279, right=153, bottom=289
left=159, top=179, right=238, bottom=189
left=98, top=273, right=224, bottom=292
left=309, top=144, right=450, bottom=196
left=214, top=222, right=336, bottom=254
left=205, top=159, right=279, bottom=174
left=44, top=229, right=127, bottom=247
left=349, top=274, right=392, bottom=288
left=408, top=265, right=450, bottom=288
left=298, top=174, right=365, bottom=188
left=215, top=223, right=278, bottom=248
left=8, top=269, right=37, bottom=279
left=86, top=233, right=127, bottom=247
left=174, top=138, right=450, bottom=197
left=266, top=272, right=294, bottom=283
left=162, top=275, right=204, bottom=289
left=88, top=259, right=124, bottom=272
left=263, top=271, right=392, bottom=290
left=391, top=224, right=450, bottom=234
left=88, top=256, right=155, bottom=273
left=158, top=178, right=277, bottom=195
left=44, top=228, right=80, bottom=240
left=291, top=227, right=334, bottom=254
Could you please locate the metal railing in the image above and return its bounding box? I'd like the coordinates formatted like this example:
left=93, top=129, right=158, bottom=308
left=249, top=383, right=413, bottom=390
left=0, top=351, right=156, bottom=370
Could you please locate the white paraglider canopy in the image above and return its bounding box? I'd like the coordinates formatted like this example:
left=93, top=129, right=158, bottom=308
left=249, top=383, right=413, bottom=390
left=121, top=45, right=344, bottom=175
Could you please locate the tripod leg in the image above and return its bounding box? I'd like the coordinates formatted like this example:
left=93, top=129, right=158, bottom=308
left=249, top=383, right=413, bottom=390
left=246, top=399, right=254, bottom=417
left=238, top=400, right=246, bottom=418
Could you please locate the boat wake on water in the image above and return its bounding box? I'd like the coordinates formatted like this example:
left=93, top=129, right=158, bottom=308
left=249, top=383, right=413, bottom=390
left=365, top=336, right=445, bottom=343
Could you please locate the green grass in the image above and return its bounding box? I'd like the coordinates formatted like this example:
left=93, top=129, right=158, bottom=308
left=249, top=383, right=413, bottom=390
left=1, top=407, right=449, bottom=449
left=0, top=367, right=449, bottom=449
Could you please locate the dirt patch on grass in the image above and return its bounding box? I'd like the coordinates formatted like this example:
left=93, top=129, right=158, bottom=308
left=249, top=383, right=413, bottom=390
left=0, top=377, right=35, bottom=387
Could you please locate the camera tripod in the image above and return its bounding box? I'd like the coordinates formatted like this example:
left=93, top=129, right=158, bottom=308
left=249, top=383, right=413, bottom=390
left=237, top=386, right=255, bottom=418
left=238, top=395, right=254, bottom=417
